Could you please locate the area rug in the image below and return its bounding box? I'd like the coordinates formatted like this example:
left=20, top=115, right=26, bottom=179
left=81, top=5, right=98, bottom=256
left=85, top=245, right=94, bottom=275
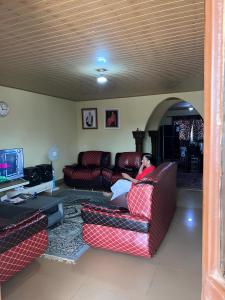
left=43, top=189, right=108, bottom=263
left=176, top=172, right=203, bottom=190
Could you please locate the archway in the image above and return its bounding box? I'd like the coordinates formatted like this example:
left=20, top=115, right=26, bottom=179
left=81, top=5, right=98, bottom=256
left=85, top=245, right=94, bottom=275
left=144, top=97, right=203, bottom=188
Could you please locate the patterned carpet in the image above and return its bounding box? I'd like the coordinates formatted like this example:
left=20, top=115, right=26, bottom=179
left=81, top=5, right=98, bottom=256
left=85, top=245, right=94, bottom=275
left=44, top=189, right=108, bottom=263
left=176, top=172, right=203, bottom=190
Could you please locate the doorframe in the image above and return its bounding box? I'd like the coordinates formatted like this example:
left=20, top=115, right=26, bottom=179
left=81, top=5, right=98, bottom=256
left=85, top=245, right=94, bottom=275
left=202, top=0, right=225, bottom=298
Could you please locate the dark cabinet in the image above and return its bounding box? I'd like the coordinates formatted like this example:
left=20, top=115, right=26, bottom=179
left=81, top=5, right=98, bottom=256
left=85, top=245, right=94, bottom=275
left=159, top=125, right=180, bottom=161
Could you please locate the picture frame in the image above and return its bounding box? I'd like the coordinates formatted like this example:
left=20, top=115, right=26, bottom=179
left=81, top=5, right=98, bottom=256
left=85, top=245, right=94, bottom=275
left=81, top=108, right=98, bottom=129
left=104, top=109, right=120, bottom=129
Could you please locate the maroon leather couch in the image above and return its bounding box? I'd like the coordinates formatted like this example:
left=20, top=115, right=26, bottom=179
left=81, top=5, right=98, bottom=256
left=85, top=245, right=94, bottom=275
left=63, top=151, right=111, bottom=189
left=102, top=152, right=142, bottom=190
left=0, top=204, right=48, bottom=283
left=81, top=162, right=177, bottom=258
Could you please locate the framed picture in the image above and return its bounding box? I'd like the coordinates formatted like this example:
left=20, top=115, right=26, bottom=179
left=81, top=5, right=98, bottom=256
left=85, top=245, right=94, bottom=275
left=105, top=109, right=120, bottom=129
left=82, top=108, right=98, bottom=129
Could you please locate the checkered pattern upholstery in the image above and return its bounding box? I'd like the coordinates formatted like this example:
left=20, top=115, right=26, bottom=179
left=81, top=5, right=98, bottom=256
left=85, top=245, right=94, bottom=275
left=0, top=230, right=48, bottom=283
left=0, top=212, right=47, bottom=254
left=102, top=152, right=142, bottom=189
left=83, top=224, right=150, bottom=257
left=127, top=183, right=154, bottom=219
left=82, top=204, right=150, bottom=233
left=63, top=151, right=111, bottom=189
left=82, top=162, right=177, bottom=257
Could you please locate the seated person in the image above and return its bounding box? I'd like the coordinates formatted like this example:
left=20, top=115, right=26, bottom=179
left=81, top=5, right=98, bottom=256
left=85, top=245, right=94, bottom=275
left=104, top=153, right=155, bottom=207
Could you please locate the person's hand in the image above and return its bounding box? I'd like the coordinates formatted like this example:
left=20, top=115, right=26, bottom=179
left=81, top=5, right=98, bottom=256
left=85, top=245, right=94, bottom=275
left=122, top=173, right=131, bottom=180
left=138, top=163, right=144, bottom=173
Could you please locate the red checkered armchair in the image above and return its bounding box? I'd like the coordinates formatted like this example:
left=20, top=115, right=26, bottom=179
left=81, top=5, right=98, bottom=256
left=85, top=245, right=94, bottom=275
left=81, top=162, right=177, bottom=258
left=63, top=151, right=111, bottom=189
left=102, top=152, right=142, bottom=190
left=0, top=204, right=48, bottom=284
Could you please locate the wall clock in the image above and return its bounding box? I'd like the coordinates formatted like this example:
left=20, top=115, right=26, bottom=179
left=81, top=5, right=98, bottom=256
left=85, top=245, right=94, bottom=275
left=0, top=101, right=10, bottom=117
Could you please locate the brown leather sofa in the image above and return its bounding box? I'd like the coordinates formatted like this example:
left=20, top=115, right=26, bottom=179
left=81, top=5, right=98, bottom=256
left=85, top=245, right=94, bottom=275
left=102, top=152, right=142, bottom=190
left=63, top=151, right=142, bottom=190
left=81, top=162, right=177, bottom=258
left=63, top=151, right=111, bottom=189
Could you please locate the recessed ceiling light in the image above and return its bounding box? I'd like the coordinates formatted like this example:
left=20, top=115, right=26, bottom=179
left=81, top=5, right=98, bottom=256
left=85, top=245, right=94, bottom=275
left=97, top=57, right=107, bottom=63
left=188, top=107, right=194, bottom=111
left=97, top=76, right=108, bottom=84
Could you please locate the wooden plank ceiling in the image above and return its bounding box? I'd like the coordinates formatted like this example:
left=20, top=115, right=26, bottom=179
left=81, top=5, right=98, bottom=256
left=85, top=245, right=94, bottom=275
left=0, top=0, right=204, bottom=101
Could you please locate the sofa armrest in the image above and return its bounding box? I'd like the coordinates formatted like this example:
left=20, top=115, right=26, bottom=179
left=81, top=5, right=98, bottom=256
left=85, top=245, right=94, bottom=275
left=127, top=183, right=154, bottom=219
left=64, top=163, right=78, bottom=169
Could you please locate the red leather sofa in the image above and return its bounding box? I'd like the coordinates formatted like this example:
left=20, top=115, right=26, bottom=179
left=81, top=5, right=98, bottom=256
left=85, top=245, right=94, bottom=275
left=102, top=152, right=142, bottom=190
left=63, top=151, right=111, bottom=189
left=81, top=162, right=177, bottom=258
left=0, top=204, right=48, bottom=284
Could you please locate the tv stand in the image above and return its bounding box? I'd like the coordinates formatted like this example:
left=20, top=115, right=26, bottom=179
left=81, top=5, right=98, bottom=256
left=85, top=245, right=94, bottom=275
left=24, top=181, right=53, bottom=194
left=0, top=179, right=29, bottom=193
left=0, top=180, right=54, bottom=201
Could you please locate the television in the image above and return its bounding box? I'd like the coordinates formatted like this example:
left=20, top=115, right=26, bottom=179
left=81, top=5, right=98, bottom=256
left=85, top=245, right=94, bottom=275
left=0, top=148, right=24, bottom=182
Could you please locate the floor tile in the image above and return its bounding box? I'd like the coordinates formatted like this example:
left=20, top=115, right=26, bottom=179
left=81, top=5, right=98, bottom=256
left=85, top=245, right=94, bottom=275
left=146, top=265, right=201, bottom=300
left=2, top=188, right=203, bottom=300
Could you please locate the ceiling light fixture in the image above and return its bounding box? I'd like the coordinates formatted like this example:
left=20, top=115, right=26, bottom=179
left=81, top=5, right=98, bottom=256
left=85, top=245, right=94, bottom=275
left=96, top=68, right=108, bottom=84
left=97, top=76, right=108, bottom=84
left=97, top=57, right=107, bottom=63
left=188, top=107, right=194, bottom=111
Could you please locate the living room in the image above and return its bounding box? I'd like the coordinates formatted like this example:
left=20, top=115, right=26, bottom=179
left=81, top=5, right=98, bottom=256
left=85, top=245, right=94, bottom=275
left=0, top=72, right=205, bottom=300
left=0, top=0, right=224, bottom=299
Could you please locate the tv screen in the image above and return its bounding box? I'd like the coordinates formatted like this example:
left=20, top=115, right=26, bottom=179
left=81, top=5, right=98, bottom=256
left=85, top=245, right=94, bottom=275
left=0, top=148, right=24, bottom=181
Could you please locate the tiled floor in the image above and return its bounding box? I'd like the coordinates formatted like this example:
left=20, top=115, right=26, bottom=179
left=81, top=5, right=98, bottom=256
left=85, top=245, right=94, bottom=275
left=2, top=188, right=202, bottom=300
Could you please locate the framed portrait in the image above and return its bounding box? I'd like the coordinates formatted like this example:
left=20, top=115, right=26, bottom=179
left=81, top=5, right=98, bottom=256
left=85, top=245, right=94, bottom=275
left=105, top=109, right=120, bottom=129
left=81, top=108, right=98, bottom=129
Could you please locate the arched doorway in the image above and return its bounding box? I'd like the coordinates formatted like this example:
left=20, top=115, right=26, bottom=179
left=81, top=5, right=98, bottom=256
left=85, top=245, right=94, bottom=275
left=145, top=98, right=203, bottom=189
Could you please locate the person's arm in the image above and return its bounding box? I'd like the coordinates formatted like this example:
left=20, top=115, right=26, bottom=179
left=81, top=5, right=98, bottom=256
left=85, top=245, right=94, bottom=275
left=121, top=172, right=139, bottom=183
left=137, top=163, right=144, bottom=175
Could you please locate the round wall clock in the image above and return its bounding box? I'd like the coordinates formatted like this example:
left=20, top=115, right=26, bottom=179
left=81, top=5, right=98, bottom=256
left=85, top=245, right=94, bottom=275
left=0, top=101, right=10, bottom=117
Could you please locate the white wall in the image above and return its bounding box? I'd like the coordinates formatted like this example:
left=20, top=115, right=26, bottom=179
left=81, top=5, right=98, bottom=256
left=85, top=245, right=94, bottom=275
left=75, top=90, right=204, bottom=162
left=0, top=86, right=77, bottom=179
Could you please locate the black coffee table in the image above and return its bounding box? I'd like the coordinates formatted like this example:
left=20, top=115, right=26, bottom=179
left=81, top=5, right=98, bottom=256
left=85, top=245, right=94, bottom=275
left=18, top=195, right=64, bottom=228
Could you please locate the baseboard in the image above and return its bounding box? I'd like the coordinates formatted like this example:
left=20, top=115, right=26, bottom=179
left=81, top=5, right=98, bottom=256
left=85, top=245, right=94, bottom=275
left=56, top=178, right=64, bottom=186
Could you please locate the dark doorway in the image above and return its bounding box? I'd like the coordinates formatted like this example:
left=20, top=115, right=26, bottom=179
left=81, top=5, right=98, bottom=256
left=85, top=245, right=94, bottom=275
left=158, top=101, right=203, bottom=189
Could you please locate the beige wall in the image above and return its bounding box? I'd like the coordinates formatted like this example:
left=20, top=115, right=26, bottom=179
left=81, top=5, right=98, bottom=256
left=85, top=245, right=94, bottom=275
left=75, top=90, right=204, bottom=162
left=0, top=86, right=204, bottom=180
left=0, top=86, right=77, bottom=179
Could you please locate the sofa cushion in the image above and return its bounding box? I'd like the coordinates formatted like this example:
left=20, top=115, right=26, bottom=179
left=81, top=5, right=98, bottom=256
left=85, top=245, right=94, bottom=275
left=68, top=169, right=101, bottom=180
left=82, top=151, right=102, bottom=167
left=0, top=204, right=37, bottom=231
left=82, top=203, right=150, bottom=233
left=117, top=152, right=141, bottom=169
